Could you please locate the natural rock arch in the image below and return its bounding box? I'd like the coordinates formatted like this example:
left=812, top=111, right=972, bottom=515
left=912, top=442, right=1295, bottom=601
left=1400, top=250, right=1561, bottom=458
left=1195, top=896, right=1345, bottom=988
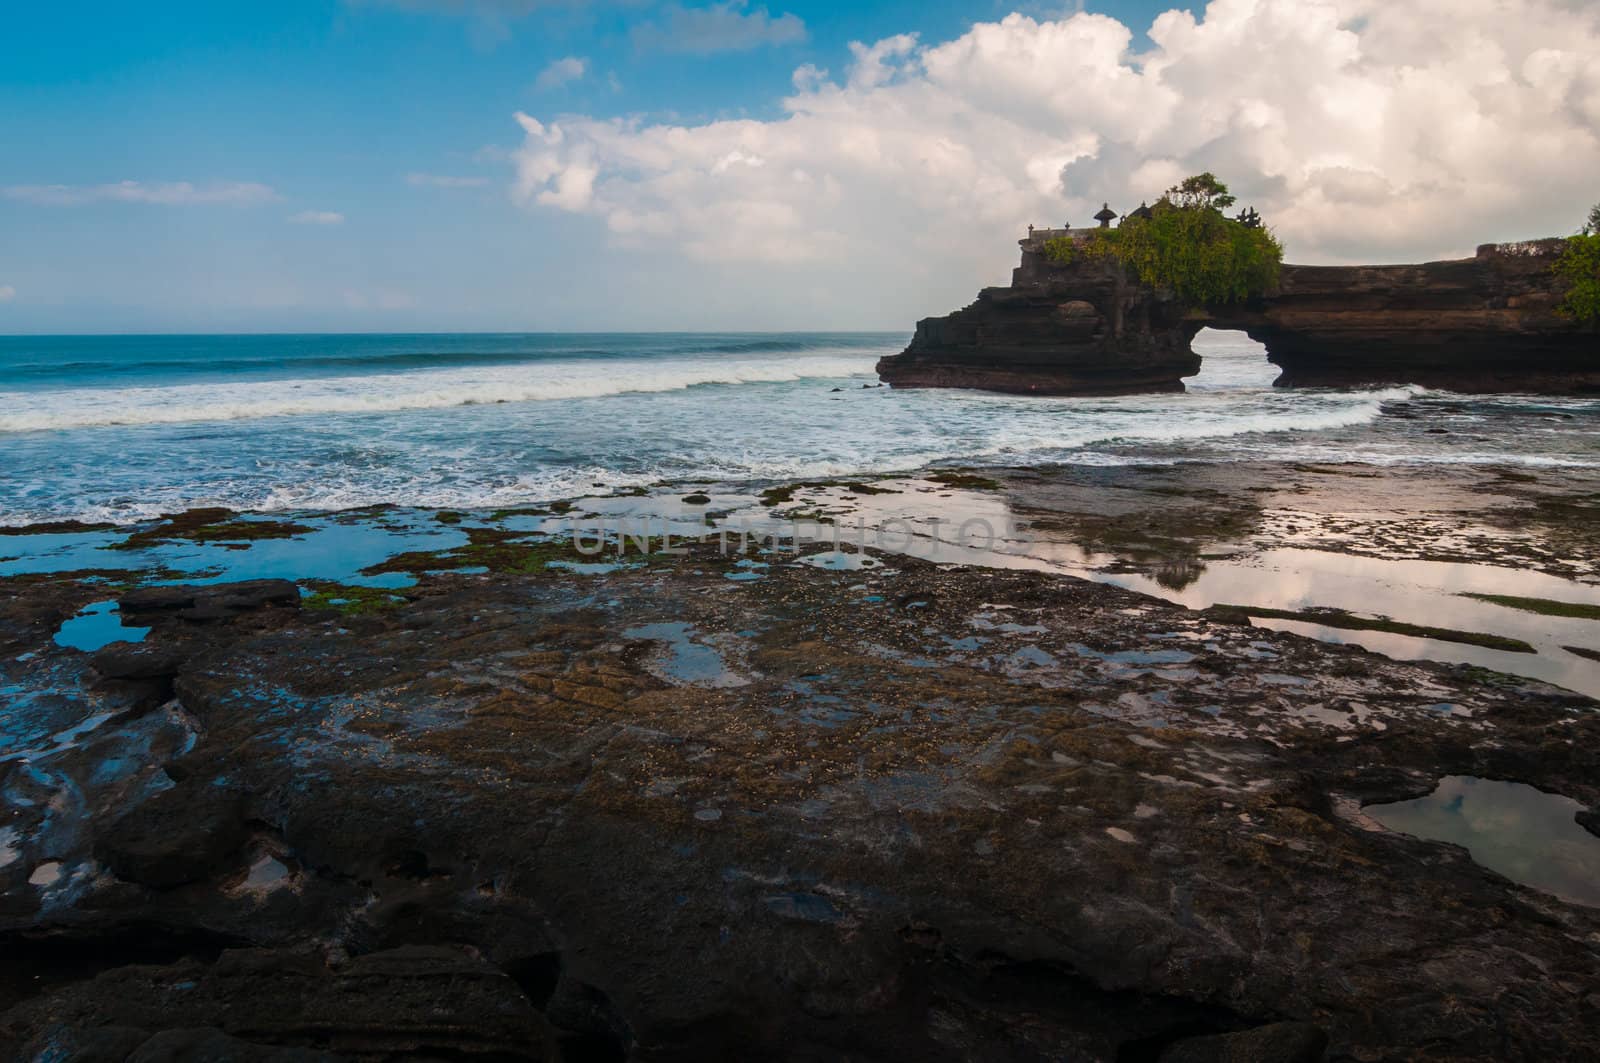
left=877, top=237, right=1600, bottom=395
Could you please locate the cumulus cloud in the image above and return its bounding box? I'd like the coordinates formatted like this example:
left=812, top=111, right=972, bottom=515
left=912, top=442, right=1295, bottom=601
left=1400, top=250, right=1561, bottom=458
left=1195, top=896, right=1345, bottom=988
left=3, top=181, right=279, bottom=207
left=407, top=172, right=492, bottom=187
left=632, top=1, right=807, bottom=55
left=289, top=210, right=346, bottom=225
left=511, top=0, right=1600, bottom=291
left=0, top=285, right=15, bottom=303
left=535, top=55, right=588, bottom=90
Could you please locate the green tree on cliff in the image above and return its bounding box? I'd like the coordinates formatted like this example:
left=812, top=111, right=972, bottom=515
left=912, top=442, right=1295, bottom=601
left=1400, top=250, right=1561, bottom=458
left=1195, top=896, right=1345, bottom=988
left=1556, top=202, right=1600, bottom=324
left=1044, top=175, right=1282, bottom=304
left=1165, top=172, right=1237, bottom=213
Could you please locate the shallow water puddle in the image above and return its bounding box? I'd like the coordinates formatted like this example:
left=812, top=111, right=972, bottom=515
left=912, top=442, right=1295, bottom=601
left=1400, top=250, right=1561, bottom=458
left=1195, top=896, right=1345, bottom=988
left=235, top=852, right=294, bottom=895
left=28, top=860, right=63, bottom=888
left=1366, top=776, right=1600, bottom=907
left=2, top=514, right=465, bottom=588
left=53, top=600, right=150, bottom=652
left=1079, top=548, right=1600, bottom=698
left=0, top=826, right=20, bottom=869
left=734, top=484, right=1600, bottom=698
left=725, top=559, right=768, bottom=581
left=625, top=622, right=747, bottom=688
left=796, top=550, right=878, bottom=571
left=545, top=559, right=636, bottom=575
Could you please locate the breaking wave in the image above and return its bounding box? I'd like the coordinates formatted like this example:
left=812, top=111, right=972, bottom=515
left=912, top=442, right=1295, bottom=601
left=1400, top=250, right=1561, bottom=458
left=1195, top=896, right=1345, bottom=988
left=1, top=329, right=1593, bottom=526
left=0, top=353, right=879, bottom=432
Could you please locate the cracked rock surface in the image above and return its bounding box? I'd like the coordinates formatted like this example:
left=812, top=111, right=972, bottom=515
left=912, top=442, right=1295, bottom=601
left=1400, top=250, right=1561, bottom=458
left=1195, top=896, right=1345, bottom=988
left=3, top=541, right=1599, bottom=1061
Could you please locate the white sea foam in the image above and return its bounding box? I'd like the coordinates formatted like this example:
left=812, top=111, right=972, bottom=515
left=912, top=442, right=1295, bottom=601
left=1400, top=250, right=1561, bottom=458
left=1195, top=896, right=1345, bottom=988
left=1, top=328, right=1593, bottom=527
left=0, top=352, right=880, bottom=432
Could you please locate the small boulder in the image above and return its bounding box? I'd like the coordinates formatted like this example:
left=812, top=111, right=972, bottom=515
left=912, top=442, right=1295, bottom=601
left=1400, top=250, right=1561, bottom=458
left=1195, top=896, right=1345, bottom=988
left=95, top=785, right=249, bottom=888
left=119, top=580, right=300, bottom=622
left=91, top=641, right=191, bottom=681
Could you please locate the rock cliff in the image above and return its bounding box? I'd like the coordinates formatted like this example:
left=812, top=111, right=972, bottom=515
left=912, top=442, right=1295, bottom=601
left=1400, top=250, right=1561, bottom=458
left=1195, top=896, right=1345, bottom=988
left=875, top=233, right=1202, bottom=395
left=877, top=235, right=1599, bottom=394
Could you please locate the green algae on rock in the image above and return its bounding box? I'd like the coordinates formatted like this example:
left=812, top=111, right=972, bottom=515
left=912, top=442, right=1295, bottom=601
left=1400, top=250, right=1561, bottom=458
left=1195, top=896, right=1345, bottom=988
left=1458, top=592, right=1600, bottom=620
left=4, top=533, right=1600, bottom=1059
left=108, top=508, right=316, bottom=551
left=1216, top=604, right=1537, bottom=653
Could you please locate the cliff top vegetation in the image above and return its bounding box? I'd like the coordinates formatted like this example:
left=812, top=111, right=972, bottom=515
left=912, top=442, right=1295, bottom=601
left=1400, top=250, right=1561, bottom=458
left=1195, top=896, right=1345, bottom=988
left=1043, top=174, right=1283, bottom=305
left=1555, top=201, right=1600, bottom=325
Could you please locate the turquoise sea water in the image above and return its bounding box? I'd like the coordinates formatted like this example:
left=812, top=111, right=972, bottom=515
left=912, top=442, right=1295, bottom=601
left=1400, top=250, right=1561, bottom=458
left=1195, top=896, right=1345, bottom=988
left=1, top=331, right=1597, bottom=525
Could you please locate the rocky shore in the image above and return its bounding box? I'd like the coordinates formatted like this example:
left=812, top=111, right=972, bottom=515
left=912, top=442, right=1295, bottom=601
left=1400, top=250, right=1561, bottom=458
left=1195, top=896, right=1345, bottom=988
left=3, top=466, right=1600, bottom=1061
left=877, top=236, right=1600, bottom=395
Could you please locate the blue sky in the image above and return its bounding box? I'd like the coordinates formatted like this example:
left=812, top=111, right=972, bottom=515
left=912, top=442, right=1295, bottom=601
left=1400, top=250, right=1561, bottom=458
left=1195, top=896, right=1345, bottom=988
left=3, top=0, right=1596, bottom=332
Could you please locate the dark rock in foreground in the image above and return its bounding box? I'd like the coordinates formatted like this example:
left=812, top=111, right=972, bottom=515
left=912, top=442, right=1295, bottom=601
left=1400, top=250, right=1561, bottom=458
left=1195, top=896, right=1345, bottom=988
left=119, top=579, right=300, bottom=622
left=877, top=235, right=1599, bottom=394
left=3, top=545, right=1599, bottom=1060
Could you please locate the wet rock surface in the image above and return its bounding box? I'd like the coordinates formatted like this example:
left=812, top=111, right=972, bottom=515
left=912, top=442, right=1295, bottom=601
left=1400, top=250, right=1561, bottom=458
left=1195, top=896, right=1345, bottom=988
left=3, top=533, right=1599, bottom=1061
left=118, top=580, right=301, bottom=623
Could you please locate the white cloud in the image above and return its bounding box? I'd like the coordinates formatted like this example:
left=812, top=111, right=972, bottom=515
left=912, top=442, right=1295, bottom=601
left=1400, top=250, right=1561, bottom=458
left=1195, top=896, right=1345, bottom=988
left=511, top=0, right=1600, bottom=293
left=535, top=55, right=588, bottom=91
left=289, top=210, right=346, bottom=225
left=0, top=285, right=14, bottom=303
left=3, top=181, right=279, bottom=207
left=407, top=172, right=492, bottom=187
left=632, top=1, right=807, bottom=55
left=791, top=63, right=827, bottom=92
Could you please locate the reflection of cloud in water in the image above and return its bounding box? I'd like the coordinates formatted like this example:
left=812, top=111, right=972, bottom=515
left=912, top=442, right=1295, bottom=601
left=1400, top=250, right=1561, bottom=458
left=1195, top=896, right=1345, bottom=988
left=1368, top=776, right=1600, bottom=908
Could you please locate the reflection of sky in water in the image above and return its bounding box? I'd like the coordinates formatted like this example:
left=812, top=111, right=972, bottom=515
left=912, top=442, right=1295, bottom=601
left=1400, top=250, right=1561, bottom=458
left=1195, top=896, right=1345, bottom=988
left=678, top=481, right=1600, bottom=698
left=624, top=622, right=746, bottom=688
left=734, top=483, right=1600, bottom=699
left=1100, top=549, right=1600, bottom=698
left=53, top=600, right=149, bottom=652
left=0, top=517, right=465, bottom=588
left=1367, top=776, right=1600, bottom=907
left=6, top=477, right=1600, bottom=698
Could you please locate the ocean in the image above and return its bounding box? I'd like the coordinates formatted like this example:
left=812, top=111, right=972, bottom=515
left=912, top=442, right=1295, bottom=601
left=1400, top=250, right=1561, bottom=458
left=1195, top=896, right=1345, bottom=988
left=1, top=330, right=1597, bottom=526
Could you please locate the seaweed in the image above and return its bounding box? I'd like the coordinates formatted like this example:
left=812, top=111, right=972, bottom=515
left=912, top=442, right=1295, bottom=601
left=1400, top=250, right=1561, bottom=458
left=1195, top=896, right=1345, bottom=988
left=300, top=582, right=412, bottom=616
left=1219, top=604, right=1537, bottom=653
left=1458, top=593, right=1600, bottom=621
left=925, top=471, right=1002, bottom=490
left=109, top=509, right=314, bottom=550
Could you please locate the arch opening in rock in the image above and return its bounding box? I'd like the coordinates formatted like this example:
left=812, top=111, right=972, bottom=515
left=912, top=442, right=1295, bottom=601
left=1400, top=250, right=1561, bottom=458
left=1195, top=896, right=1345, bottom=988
left=1187, top=329, right=1276, bottom=391
left=879, top=237, right=1600, bottom=395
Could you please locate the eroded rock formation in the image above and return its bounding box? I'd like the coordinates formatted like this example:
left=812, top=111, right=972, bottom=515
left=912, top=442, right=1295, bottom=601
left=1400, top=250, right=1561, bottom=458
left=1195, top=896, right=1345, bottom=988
left=875, top=234, right=1201, bottom=395
left=5, top=530, right=1600, bottom=1059
left=876, top=235, right=1599, bottom=394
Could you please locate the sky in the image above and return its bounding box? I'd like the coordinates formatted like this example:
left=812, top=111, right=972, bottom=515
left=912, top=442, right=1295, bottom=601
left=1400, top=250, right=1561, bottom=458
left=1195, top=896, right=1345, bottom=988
left=1, top=0, right=1597, bottom=333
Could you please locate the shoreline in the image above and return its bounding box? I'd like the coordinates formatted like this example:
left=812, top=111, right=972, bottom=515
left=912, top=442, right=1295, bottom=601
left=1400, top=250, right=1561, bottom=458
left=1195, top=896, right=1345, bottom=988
left=6, top=457, right=1600, bottom=694
left=4, top=459, right=1600, bottom=1058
